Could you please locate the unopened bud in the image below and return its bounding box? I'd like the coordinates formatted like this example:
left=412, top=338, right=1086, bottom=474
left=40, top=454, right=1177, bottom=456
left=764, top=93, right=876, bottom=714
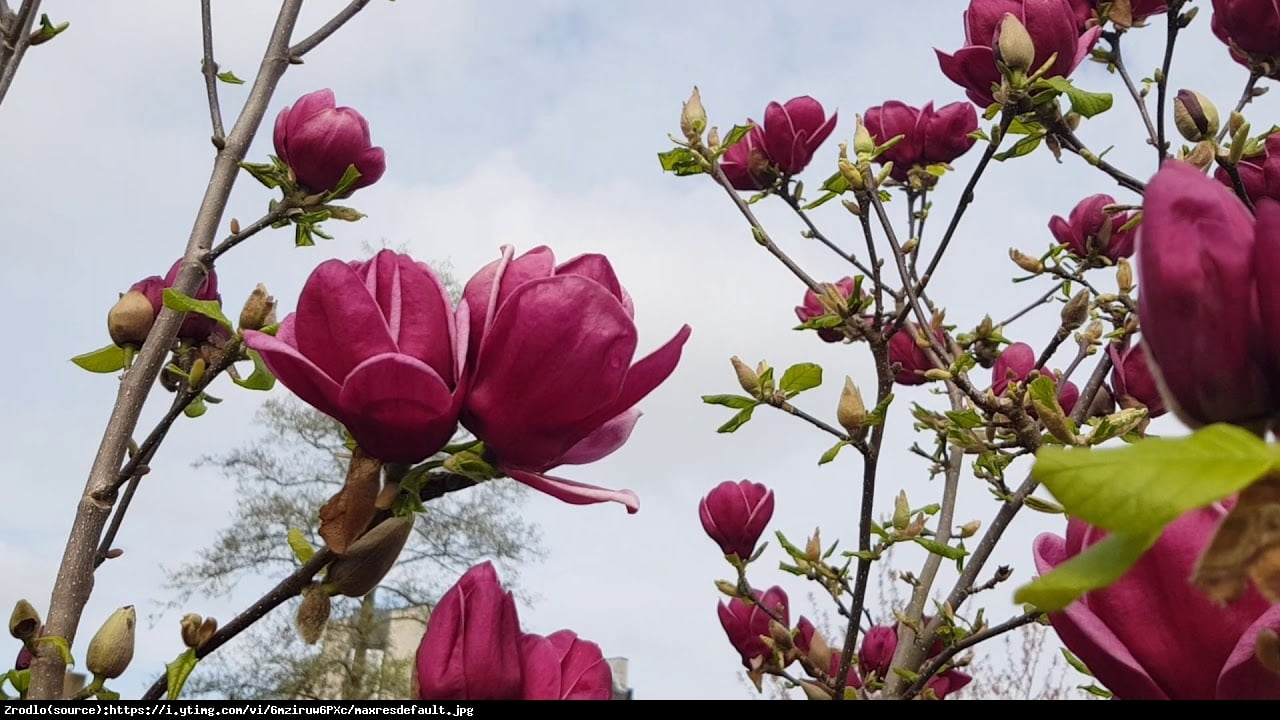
left=1228, top=111, right=1247, bottom=136
left=681, top=87, right=707, bottom=142
left=1174, top=90, right=1220, bottom=142
left=804, top=529, right=823, bottom=563
left=715, top=579, right=741, bottom=598
left=9, top=600, right=40, bottom=642
left=837, top=377, right=867, bottom=438
left=86, top=606, right=136, bottom=680
left=707, top=126, right=721, bottom=153
left=1116, top=258, right=1134, bottom=293
left=296, top=583, right=332, bottom=645
left=731, top=356, right=760, bottom=397
left=196, top=618, right=217, bottom=649
left=1184, top=140, right=1217, bottom=170
left=838, top=156, right=865, bottom=191
left=996, top=13, right=1036, bottom=74
left=769, top=620, right=794, bottom=652
left=892, top=491, right=910, bottom=532
left=229, top=218, right=241, bottom=235
left=853, top=115, right=876, bottom=159
left=800, top=680, right=833, bottom=700
left=239, top=284, right=277, bottom=331
left=958, top=520, right=982, bottom=538
left=325, top=515, right=415, bottom=598
left=1009, top=248, right=1043, bottom=274
left=1060, top=290, right=1090, bottom=331
left=1063, top=112, right=1082, bottom=132
left=180, top=614, right=203, bottom=648
left=108, top=290, right=157, bottom=347
left=806, top=626, right=833, bottom=672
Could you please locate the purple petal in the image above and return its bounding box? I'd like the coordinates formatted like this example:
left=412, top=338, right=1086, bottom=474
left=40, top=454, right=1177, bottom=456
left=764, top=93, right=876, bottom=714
left=1217, top=605, right=1280, bottom=699
left=242, top=329, right=344, bottom=419
left=506, top=468, right=639, bottom=514
left=555, top=409, right=641, bottom=466
left=338, top=353, right=460, bottom=464
left=293, top=259, right=399, bottom=382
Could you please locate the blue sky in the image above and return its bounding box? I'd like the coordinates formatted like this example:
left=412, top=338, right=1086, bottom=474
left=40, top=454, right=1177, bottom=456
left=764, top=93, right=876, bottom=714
left=2, top=0, right=1275, bottom=700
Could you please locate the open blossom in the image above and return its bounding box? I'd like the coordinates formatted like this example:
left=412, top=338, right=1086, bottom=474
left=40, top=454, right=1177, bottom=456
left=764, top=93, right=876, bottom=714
left=1049, top=193, right=1138, bottom=263
left=243, top=250, right=463, bottom=464
left=720, top=97, right=837, bottom=190
left=1137, top=160, right=1280, bottom=428
left=273, top=89, right=386, bottom=196
left=1213, top=133, right=1280, bottom=205
left=520, top=631, right=614, bottom=700
left=991, top=341, right=1079, bottom=414
left=863, top=101, right=978, bottom=181
left=937, top=0, right=1102, bottom=107
left=1211, top=0, right=1280, bottom=77
left=1034, top=506, right=1280, bottom=699
left=461, top=246, right=691, bottom=513
left=718, top=587, right=789, bottom=670
left=699, top=480, right=775, bottom=559
left=858, top=623, right=971, bottom=698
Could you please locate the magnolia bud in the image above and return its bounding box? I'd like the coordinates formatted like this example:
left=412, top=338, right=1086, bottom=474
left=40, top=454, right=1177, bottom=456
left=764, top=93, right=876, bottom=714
left=800, top=679, right=833, bottom=700
left=196, top=617, right=217, bottom=649
left=1183, top=140, right=1217, bottom=170
left=108, top=290, right=157, bottom=347
left=707, top=126, right=721, bottom=153
left=296, top=583, right=332, bottom=645
left=681, top=86, right=707, bottom=142
left=804, top=529, right=822, bottom=563
left=1255, top=629, right=1280, bottom=675
left=1173, top=90, right=1220, bottom=142
left=958, top=520, right=982, bottom=538
left=769, top=620, right=794, bottom=652
left=853, top=115, right=876, bottom=159
left=1009, top=248, right=1044, bottom=274
left=8, top=599, right=39, bottom=641
left=715, top=579, right=741, bottom=598
left=1060, top=290, right=1090, bottom=331
left=731, top=356, right=761, bottom=397
left=180, top=614, right=202, bottom=648
left=996, top=13, right=1036, bottom=74
left=86, top=606, right=136, bottom=680
left=238, top=283, right=277, bottom=331
left=1228, top=111, right=1246, bottom=136
left=805, top=626, right=833, bottom=672
left=1116, top=258, right=1134, bottom=293
left=893, top=490, right=910, bottom=532
left=836, top=377, right=867, bottom=438
left=324, top=515, right=415, bottom=598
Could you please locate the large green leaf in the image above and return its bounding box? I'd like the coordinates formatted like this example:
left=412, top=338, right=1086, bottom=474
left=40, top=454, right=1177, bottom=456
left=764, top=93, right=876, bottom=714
left=71, top=344, right=128, bottom=373
left=1041, top=77, right=1113, bottom=119
left=162, top=288, right=233, bottom=331
left=1015, top=529, right=1158, bottom=611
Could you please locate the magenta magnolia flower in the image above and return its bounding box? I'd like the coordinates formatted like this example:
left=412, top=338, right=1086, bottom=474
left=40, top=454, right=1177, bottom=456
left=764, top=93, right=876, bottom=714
left=1214, top=134, right=1280, bottom=205
left=461, top=246, right=691, bottom=513
left=698, top=480, right=775, bottom=559
left=415, top=563, right=523, bottom=700
left=888, top=323, right=948, bottom=386
left=863, top=101, right=979, bottom=181
left=794, top=616, right=860, bottom=689
left=718, top=587, right=790, bottom=670
left=1049, top=193, right=1138, bottom=263
left=795, top=277, right=859, bottom=343
left=719, top=97, right=838, bottom=190
left=520, top=630, right=614, bottom=700
left=273, top=89, right=386, bottom=196
left=1108, top=342, right=1167, bottom=418
left=1138, top=161, right=1279, bottom=428
left=1069, top=0, right=1166, bottom=27
left=937, top=0, right=1102, bottom=107
left=858, top=623, right=971, bottom=698
left=163, top=260, right=222, bottom=342
left=1034, top=506, right=1280, bottom=699
left=991, top=341, right=1078, bottom=414
left=1211, top=0, right=1280, bottom=77
left=243, top=250, right=464, bottom=464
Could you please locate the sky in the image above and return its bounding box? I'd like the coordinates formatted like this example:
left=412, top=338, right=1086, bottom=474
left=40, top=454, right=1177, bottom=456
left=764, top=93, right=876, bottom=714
left=1, top=0, right=1277, bottom=701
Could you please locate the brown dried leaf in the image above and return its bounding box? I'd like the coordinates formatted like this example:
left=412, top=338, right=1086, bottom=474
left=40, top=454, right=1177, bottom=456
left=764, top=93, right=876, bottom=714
left=318, top=449, right=383, bottom=555
left=1192, top=474, right=1280, bottom=603
left=1256, top=629, right=1280, bottom=675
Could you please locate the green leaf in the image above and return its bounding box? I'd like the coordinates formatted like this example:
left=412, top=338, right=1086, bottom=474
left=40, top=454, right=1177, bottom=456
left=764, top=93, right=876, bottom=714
left=1034, top=424, right=1277, bottom=535
left=717, top=406, right=756, bottom=433
left=994, top=133, right=1043, bottom=161
left=1078, top=684, right=1114, bottom=699
left=820, top=170, right=849, bottom=195
left=1016, top=529, right=1159, bottom=611
left=97, top=689, right=121, bottom=701
left=5, top=668, right=29, bottom=695
left=163, top=288, right=233, bottom=331
left=294, top=222, right=315, bottom=247
left=780, top=363, right=822, bottom=396
left=758, top=366, right=776, bottom=397
left=165, top=648, right=199, bottom=701
left=326, top=165, right=363, bottom=200
left=240, top=160, right=282, bottom=189
left=793, top=314, right=844, bottom=331
left=1061, top=648, right=1094, bottom=677
left=287, top=528, right=315, bottom=564
left=720, top=124, right=754, bottom=151
left=33, top=635, right=73, bottom=666
left=71, top=344, right=128, bottom=373
left=1041, top=77, right=1113, bottom=118
left=184, top=396, right=208, bottom=418
left=657, top=147, right=706, bottom=176
left=701, top=394, right=758, bottom=410
left=233, top=349, right=277, bottom=391
left=216, top=70, right=245, bottom=85
left=913, top=537, right=968, bottom=561
left=819, top=441, right=848, bottom=465
left=30, top=14, right=70, bottom=44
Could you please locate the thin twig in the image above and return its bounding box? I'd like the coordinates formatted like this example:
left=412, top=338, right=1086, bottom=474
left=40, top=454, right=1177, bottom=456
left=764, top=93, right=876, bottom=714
left=1105, top=31, right=1161, bottom=159
left=782, top=193, right=877, bottom=279
left=27, top=0, right=308, bottom=699
left=773, top=400, right=851, bottom=443
left=288, top=0, right=372, bottom=58
left=205, top=204, right=291, bottom=263
left=997, top=281, right=1064, bottom=328
left=1216, top=71, right=1263, bottom=144
left=1051, top=121, right=1147, bottom=194
left=901, top=611, right=1042, bottom=700
left=708, top=164, right=823, bottom=293
left=1155, top=2, right=1184, bottom=163
left=0, top=0, right=41, bottom=108
left=200, top=0, right=225, bottom=145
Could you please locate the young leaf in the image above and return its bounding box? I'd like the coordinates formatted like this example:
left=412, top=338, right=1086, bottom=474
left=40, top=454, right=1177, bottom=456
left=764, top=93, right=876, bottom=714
left=780, top=363, right=823, bottom=396
left=913, top=537, right=968, bottom=560
left=216, top=70, right=244, bottom=84
left=657, top=148, right=706, bottom=176
left=287, top=528, right=315, bottom=564
left=184, top=396, right=208, bottom=419
left=819, top=441, right=848, bottom=465
left=717, top=406, right=756, bottom=433
left=233, top=349, right=277, bottom=391
left=720, top=124, right=754, bottom=151
left=71, top=344, right=128, bottom=374
left=165, top=647, right=199, bottom=701
left=163, top=288, right=233, bottom=331
left=1041, top=77, right=1113, bottom=118
left=701, top=394, right=759, bottom=410
left=33, top=635, right=73, bottom=665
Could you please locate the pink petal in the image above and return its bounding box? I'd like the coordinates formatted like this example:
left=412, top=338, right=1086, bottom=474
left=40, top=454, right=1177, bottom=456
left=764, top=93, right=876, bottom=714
left=519, top=633, right=562, bottom=700
left=581, top=324, right=692, bottom=432
left=555, top=409, right=641, bottom=466
left=338, top=353, right=460, bottom=464
left=555, top=254, right=629, bottom=313
left=1216, top=604, right=1280, bottom=699
left=293, top=260, right=398, bottom=382
left=506, top=468, right=639, bottom=514
left=242, top=329, right=344, bottom=419
left=935, top=46, right=999, bottom=108
left=356, top=251, right=455, bottom=378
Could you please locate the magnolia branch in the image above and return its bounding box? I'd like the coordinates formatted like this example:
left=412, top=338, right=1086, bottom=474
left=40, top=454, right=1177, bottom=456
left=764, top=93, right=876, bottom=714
left=1155, top=1, right=1186, bottom=161
left=1104, top=32, right=1160, bottom=158
left=708, top=165, right=823, bottom=294
left=28, top=0, right=307, bottom=699
left=200, top=0, right=225, bottom=146
left=205, top=204, right=292, bottom=263
left=900, top=610, right=1042, bottom=700
left=289, top=0, right=372, bottom=59
left=782, top=193, right=878, bottom=280
left=0, top=0, right=41, bottom=108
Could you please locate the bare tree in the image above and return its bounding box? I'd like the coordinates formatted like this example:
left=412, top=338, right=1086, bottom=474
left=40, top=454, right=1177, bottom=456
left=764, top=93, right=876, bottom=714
left=164, top=396, right=544, bottom=699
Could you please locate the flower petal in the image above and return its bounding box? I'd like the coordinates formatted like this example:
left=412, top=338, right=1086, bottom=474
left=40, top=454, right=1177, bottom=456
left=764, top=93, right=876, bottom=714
left=1216, top=604, right=1280, bottom=699
left=338, top=353, right=460, bottom=464
left=555, top=409, right=641, bottom=466
left=242, top=328, right=344, bottom=419
left=293, top=259, right=398, bottom=382
left=506, top=468, right=639, bottom=514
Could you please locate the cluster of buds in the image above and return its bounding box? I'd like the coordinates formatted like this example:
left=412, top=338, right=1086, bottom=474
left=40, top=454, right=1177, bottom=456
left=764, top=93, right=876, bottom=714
left=179, top=614, right=218, bottom=651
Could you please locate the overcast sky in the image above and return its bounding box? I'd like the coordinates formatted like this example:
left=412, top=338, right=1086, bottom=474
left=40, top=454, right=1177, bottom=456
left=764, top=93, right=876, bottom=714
left=1, top=0, right=1275, bottom=701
